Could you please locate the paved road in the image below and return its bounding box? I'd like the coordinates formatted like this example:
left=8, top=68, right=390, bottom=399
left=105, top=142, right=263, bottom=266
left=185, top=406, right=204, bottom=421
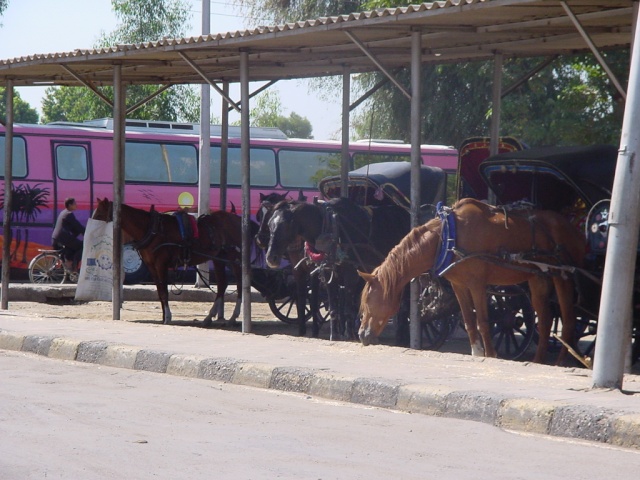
left=1, top=285, right=640, bottom=452
left=3, top=350, right=640, bottom=480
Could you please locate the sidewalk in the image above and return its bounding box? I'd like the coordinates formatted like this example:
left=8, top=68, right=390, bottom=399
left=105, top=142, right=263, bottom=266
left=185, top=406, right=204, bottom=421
left=1, top=284, right=639, bottom=451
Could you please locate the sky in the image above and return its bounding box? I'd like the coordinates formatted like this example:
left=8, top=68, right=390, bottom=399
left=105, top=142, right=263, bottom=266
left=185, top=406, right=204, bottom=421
left=0, top=0, right=343, bottom=140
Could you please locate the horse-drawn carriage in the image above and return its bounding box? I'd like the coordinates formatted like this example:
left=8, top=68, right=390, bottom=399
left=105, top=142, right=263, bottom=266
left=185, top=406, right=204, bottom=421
left=471, top=143, right=639, bottom=364
left=352, top=141, right=638, bottom=365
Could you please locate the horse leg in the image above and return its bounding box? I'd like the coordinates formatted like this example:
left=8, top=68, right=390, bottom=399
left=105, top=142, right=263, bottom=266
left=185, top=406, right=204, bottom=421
left=144, top=260, right=172, bottom=324
left=469, top=286, right=497, bottom=358
left=295, top=273, right=308, bottom=337
left=326, top=279, right=342, bottom=341
left=154, top=272, right=172, bottom=325
left=309, top=273, right=322, bottom=338
left=203, top=260, right=228, bottom=326
left=551, top=276, right=578, bottom=366
left=450, top=284, right=484, bottom=356
left=529, top=277, right=554, bottom=364
left=226, top=262, right=243, bottom=325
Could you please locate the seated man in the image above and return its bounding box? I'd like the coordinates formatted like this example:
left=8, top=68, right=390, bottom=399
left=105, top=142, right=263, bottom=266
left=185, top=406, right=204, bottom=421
left=52, top=197, right=86, bottom=271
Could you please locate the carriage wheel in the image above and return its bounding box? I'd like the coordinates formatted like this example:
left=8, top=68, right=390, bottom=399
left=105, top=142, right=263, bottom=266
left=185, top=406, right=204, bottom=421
left=28, top=252, right=67, bottom=284
left=268, top=286, right=330, bottom=325
left=488, top=286, right=536, bottom=361
left=421, top=314, right=458, bottom=350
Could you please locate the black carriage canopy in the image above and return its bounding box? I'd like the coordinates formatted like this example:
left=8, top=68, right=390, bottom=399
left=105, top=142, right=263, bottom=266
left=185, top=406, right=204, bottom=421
left=477, top=145, right=619, bottom=212
left=318, top=162, right=446, bottom=211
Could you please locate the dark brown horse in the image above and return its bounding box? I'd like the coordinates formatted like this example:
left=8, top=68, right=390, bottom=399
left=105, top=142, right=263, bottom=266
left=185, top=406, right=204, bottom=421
left=358, top=198, right=586, bottom=364
left=94, top=198, right=250, bottom=326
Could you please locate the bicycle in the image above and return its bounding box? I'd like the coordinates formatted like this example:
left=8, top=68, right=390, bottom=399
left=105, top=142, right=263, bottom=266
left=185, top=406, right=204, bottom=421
left=28, top=249, right=79, bottom=284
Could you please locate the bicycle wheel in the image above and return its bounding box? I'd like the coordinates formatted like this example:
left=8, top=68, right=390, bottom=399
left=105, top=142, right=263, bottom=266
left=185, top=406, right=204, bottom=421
left=28, top=253, right=67, bottom=284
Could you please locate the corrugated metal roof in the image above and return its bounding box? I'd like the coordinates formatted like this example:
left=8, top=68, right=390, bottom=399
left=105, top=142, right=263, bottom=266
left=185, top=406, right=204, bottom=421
left=0, top=0, right=634, bottom=87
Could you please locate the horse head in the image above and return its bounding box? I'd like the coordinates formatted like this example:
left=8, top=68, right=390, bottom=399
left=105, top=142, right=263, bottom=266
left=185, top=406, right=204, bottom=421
left=94, top=197, right=113, bottom=222
left=255, top=193, right=288, bottom=249
left=264, top=201, right=298, bottom=268
left=357, top=269, right=403, bottom=345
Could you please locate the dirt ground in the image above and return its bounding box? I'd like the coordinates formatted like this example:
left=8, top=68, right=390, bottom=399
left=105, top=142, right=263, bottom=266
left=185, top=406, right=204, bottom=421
left=5, top=297, right=311, bottom=336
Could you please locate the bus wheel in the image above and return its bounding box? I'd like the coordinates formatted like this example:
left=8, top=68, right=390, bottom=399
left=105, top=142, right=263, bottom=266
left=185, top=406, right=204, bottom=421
left=123, top=243, right=150, bottom=284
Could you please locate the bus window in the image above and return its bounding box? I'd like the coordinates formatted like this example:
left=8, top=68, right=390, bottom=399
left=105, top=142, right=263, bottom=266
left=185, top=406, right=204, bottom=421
left=352, top=152, right=409, bottom=169
left=56, top=145, right=88, bottom=180
left=0, top=136, right=27, bottom=178
left=166, top=144, right=198, bottom=184
left=279, top=149, right=341, bottom=189
left=210, top=145, right=277, bottom=187
left=125, top=142, right=197, bottom=184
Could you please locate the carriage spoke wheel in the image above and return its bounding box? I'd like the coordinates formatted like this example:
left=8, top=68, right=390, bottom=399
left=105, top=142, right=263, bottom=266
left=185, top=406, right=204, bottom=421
left=421, top=314, right=458, bottom=351
left=268, top=287, right=330, bottom=325
left=489, top=287, right=536, bottom=361
left=28, top=253, right=67, bottom=284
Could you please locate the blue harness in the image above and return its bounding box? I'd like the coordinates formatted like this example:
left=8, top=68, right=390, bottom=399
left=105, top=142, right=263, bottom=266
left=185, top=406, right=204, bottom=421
left=433, top=202, right=457, bottom=276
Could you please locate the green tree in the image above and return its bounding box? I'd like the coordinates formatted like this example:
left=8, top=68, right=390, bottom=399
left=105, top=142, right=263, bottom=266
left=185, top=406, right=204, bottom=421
left=0, top=0, right=8, bottom=23
left=351, top=51, right=628, bottom=149
left=0, top=87, right=39, bottom=124
left=42, top=0, right=199, bottom=124
left=250, top=90, right=313, bottom=138
left=239, top=0, right=363, bottom=24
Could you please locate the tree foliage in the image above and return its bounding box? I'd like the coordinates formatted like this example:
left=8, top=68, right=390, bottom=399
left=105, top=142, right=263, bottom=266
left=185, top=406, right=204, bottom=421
left=238, top=0, right=363, bottom=25
left=42, top=0, right=199, bottom=124
left=0, top=87, right=39, bottom=124
left=350, top=49, right=628, bottom=149
left=250, top=90, right=313, bottom=138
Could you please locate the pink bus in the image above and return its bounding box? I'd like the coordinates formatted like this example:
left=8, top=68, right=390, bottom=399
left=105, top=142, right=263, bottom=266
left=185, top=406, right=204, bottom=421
left=0, top=118, right=458, bottom=282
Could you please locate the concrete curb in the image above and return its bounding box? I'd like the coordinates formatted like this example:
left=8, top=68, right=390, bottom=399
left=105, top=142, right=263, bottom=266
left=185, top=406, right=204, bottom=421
left=2, top=330, right=639, bottom=451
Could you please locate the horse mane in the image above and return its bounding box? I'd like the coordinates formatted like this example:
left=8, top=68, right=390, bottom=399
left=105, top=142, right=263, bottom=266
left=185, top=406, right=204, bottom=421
left=369, top=217, right=442, bottom=304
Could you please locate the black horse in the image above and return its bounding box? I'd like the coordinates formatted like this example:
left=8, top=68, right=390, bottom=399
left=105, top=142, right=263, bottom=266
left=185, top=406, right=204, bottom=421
left=255, top=192, right=324, bottom=337
left=262, top=198, right=411, bottom=340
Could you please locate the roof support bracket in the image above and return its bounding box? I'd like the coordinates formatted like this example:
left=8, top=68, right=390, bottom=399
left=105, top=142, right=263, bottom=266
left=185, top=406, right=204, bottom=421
left=344, top=30, right=411, bottom=100
left=349, top=75, right=391, bottom=112
left=60, top=64, right=114, bottom=107
left=561, top=1, right=627, bottom=101
left=179, top=52, right=242, bottom=112
left=501, top=55, right=558, bottom=98
left=125, top=84, right=173, bottom=115
left=227, top=79, right=279, bottom=112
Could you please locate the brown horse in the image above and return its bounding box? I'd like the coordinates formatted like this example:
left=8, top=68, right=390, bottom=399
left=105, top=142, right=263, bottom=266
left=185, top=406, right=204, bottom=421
left=358, top=198, right=587, bottom=364
left=94, top=198, right=250, bottom=326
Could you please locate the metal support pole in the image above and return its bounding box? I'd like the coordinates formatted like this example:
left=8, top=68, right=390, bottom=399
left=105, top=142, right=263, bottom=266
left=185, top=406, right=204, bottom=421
left=490, top=54, right=503, bottom=157
left=409, top=31, right=422, bottom=350
left=1, top=79, right=14, bottom=309
left=592, top=6, right=640, bottom=390
left=240, top=51, right=252, bottom=333
left=112, top=64, right=126, bottom=320
left=196, top=0, right=212, bottom=287
left=341, top=68, right=350, bottom=198
left=487, top=54, right=503, bottom=205
left=220, top=81, right=229, bottom=211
